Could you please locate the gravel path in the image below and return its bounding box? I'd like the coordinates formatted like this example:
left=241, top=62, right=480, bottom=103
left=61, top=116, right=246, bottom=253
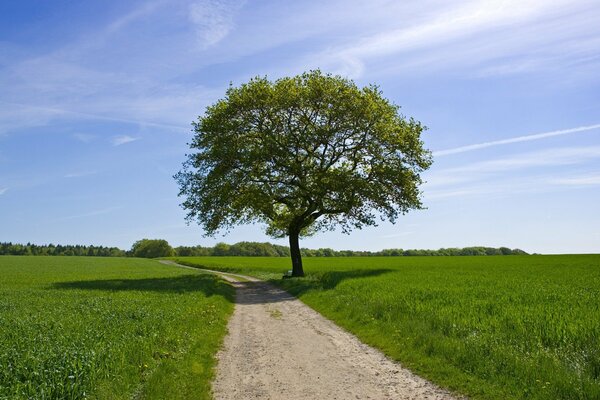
left=160, top=261, right=459, bottom=399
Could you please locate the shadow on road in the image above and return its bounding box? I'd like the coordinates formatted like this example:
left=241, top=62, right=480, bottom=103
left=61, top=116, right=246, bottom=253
left=232, top=281, right=297, bottom=305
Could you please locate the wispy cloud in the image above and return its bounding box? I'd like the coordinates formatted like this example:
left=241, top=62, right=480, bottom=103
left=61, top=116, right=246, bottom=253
left=426, top=170, right=600, bottom=201
left=424, top=146, right=600, bottom=200
left=549, top=174, right=600, bottom=186
left=189, top=0, right=245, bottom=48
left=64, top=170, right=97, bottom=178
left=310, top=0, right=599, bottom=78
left=425, top=188, right=484, bottom=200
left=106, top=1, right=166, bottom=34
left=0, top=187, right=8, bottom=195
left=2, top=102, right=190, bottom=133
left=379, top=231, right=414, bottom=239
left=423, top=146, right=600, bottom=205
left=73, top=133, right=96, bottom=143
left=56, top=206, right=121, bottom=221
left=433, top=123, right=600, bottom=157
left=4, top=0, right=594, bottom=139
left=427, top=146, right=600, bottom=189
left=335, top=1, right=541, bottom=67
left=111, top=135, right=139, bottom=146
left=0, top=0, right=220, bottom=136
left=425, top=179, right=553, bottom=200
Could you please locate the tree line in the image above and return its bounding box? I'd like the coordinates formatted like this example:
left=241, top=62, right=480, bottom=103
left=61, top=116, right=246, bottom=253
left=1, top=240, right=527, bottom=257
left=0, top=242, right=126, bottom=257
left=174, top=243, right=528, bottom=257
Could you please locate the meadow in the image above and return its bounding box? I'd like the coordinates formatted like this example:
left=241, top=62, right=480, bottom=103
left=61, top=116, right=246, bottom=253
left=172, top=255, right=600, bottom=399
left=0, top=256, right=233, bottom=400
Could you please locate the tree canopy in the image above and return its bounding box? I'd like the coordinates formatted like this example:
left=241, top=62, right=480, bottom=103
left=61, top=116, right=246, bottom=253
left=130, top=239, right=174, bottom=258
left=175, top=70, right=432, bottom=276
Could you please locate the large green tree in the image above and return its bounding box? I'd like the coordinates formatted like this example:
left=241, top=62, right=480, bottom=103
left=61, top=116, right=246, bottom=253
left=175, top=71, right=432, bottom=276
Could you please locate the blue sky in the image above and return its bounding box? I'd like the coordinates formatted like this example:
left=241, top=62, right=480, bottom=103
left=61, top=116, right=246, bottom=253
left=1, top=0, right=599, bottom=253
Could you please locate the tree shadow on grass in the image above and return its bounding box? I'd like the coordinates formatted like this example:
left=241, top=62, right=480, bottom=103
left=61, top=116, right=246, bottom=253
left=274, top=268, right=393, bottom=297
left=225, top=269, right=393, bottom=305
left=51, top=274, right=234, bottom=301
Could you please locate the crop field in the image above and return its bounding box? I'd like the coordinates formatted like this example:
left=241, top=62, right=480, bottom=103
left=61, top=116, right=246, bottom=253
left=0, top=256, right=233, bottom=400
left=172, top=255, right=600, bottom=399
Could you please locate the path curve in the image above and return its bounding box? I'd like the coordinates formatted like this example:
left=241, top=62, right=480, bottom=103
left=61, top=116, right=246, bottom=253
left=160, top=261, right=460, bottom=400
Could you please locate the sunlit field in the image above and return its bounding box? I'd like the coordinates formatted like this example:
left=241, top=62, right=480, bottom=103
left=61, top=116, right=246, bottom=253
left=172, top=255, right=600, bottom=399
left=0, top=256, right=233, bottom=400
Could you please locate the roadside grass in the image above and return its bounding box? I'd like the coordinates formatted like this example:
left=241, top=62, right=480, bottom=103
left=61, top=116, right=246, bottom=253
left=0, top=256, right=234, bottom=400
left=171, top=255, right=600, bottom=400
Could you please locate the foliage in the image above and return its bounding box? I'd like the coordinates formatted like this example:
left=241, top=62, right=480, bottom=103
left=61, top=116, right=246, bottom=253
left=174, top=255, right=600, bottom=400
left=175, top=241, right=290, bottom=257
left=300, top=246, right=527, bottom=257
left=131, top=239, right=175, bottom=258
left=0, top=256, right=233, bottom=399
left=172, top=244, right=527, bottom=257
left=0, top=242, right=125, bottom=257
left=175, top=70, right=432, bottom=275
left=1, top=241, right=527, bottom=258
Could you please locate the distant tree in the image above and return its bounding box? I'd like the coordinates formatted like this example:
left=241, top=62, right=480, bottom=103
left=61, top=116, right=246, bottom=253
left=175, top=246, right=194, bottom=256
left=321, top=248, right=335, bottom=257
left=212, top=242, right=231, bottom=256
left=131, top=239, right=174, bottom=258
left=175, top=70, right=432, bottom=276
left=499, top=247, right=512, bottom=255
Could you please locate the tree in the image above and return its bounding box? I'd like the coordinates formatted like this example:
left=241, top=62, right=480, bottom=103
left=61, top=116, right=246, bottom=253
left=131, top=239, right=174, bottom=258
left=212, top=242, right=231, bottom=256
left=175, top=71, right=432, bottom=276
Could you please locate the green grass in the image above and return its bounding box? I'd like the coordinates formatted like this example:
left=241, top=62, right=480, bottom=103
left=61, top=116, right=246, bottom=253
left=171, top=255, right=600, bottom=399
left=0, top=256, right=234, bottom=400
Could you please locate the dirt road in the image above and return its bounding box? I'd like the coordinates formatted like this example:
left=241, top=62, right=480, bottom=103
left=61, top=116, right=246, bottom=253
left=161, top=261, right=458, bottom=399
left=214, top=282, right=458, bottom=399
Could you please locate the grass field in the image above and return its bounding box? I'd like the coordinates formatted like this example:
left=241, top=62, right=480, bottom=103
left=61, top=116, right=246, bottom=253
left=172, top=255, right=600, bottom=400
left=0, top=256, right=234, bottom=400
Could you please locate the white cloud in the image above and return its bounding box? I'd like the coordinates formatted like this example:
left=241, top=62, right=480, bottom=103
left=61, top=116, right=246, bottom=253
left=73, top=133, right=96, bottom=143
left=379, top=231, right=414, bottom=239
left=64, top=170, right=97, bottom=178
left=0, top=187, right=7, bottom=195
left=0, top=0, right=222, bottom=136
left=106, top=1, right=166, bottom=35
left=433, top=123, right=600, bottom=157
left=1, top=86, right=210, bottom=135
left=189, top=0, right=245, bottom=48
left=425, top=188, right=483, bottom=200
left=424, top=179, right=551, bottom=200
left=311, top=0, right=599, bottom=78
left=423, top=146, right=600, bottom=201
left=111, top=135, right=139, bottom=146
left=549, top=174, right=600, bottom=186
left=426, top=146, right=600, bottom=189
left=425, top=170, right=600, bottom=201
left=56, top=207, right=121, bottom=221
left=1, top=0, right=598, bottom=138
left=0, top=101, right=65, bottom=135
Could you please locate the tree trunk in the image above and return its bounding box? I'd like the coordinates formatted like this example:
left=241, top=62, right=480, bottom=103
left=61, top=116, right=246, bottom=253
left=288, top=230, right=304, bottom=277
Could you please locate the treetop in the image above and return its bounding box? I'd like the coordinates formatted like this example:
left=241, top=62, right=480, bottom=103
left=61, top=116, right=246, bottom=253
left=176, top=70, right=432, bottom=239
